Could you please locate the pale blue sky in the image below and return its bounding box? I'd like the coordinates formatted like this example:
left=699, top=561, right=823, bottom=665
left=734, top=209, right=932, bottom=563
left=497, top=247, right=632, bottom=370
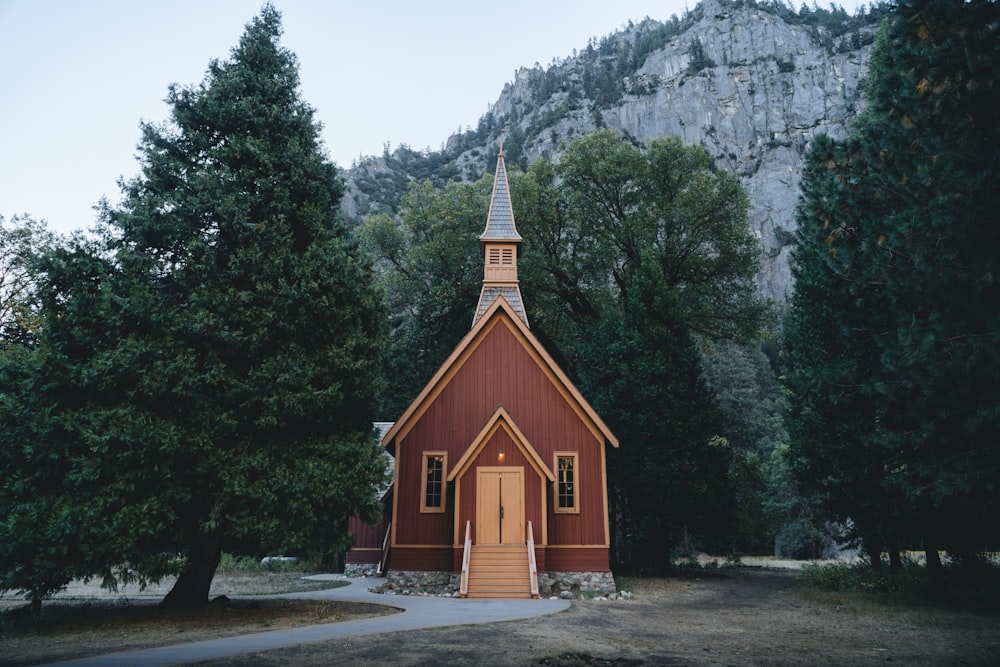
left=1, top=1, right=866, bottom=236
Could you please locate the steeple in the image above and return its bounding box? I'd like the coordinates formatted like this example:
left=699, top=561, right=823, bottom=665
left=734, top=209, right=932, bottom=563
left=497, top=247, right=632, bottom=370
left=473, top=147, right=528, bottom=327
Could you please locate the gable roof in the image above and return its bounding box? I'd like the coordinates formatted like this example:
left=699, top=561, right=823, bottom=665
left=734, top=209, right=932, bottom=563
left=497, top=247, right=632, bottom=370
left=381, top=295, right=619, bottom=454
left=447, top=405, right=556, bottom=483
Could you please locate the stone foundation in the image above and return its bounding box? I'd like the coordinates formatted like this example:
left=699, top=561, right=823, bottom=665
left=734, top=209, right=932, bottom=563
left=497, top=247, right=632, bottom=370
left=382, top=570, right=460, bottom=595
left=370, top=569, right=617, bottom=597
left=538, top=571, right=617, bottom=596
left=343, top=563, right=379, bottom=578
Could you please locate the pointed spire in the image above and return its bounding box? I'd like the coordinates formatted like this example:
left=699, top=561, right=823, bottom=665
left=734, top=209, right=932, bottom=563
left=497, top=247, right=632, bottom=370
left=480, top=146, right=522, bottom=249
left=473, top=146, right=528, bottom=327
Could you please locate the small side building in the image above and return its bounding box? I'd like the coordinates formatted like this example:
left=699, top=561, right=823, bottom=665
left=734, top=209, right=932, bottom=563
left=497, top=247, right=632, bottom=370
left=346, top=149, right=619, bottom=597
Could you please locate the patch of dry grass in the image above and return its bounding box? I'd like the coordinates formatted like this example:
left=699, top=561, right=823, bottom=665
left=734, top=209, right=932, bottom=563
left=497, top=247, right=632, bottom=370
left=0, top=579, right=393, bottom=667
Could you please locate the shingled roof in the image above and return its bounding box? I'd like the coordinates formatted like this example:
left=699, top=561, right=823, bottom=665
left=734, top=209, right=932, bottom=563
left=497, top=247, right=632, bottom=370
left=474, top=285, right=526, bottom=326
left=479, top=149, right=522, bottom=246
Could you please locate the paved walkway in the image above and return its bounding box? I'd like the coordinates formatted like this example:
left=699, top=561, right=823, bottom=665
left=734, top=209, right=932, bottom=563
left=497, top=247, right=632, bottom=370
left=43, top=577, right=570, bottom=667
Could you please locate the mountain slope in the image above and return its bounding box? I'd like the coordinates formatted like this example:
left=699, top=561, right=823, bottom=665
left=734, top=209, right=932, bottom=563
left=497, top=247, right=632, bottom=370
left=343, top=0, right=884, bottom=301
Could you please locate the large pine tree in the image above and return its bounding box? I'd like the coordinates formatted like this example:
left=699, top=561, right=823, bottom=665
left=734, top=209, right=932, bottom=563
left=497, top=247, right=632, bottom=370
left=786, top=0, right=1000, bottom=597
left=0, top=6, right=386, bottom=609
left=785, top=135, right=905, bottom=569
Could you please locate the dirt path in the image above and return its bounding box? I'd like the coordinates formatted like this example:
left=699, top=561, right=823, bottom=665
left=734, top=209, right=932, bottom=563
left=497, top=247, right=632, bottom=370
left=201, top=570, right=1000, bottom=666
left=4, top=569, right=998, bottom=666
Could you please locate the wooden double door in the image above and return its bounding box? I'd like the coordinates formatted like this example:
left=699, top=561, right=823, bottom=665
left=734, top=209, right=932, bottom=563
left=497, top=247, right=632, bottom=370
left=476, top=467, right=524, bottom=545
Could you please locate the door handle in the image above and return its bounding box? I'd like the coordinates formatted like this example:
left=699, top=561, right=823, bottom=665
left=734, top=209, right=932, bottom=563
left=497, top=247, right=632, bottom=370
left=500, top=505, right=504, bottom=520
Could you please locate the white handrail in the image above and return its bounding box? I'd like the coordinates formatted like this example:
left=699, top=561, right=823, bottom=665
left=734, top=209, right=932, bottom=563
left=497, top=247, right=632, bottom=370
left=460, top=520, right=472, bottom=598
left=527, top=521, right=539, bottom=598
left=376, top=524, right=391, bottom=575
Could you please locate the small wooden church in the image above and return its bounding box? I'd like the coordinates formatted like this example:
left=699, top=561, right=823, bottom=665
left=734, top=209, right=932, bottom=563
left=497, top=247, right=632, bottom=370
left=346, top=149, right=619, bottom=598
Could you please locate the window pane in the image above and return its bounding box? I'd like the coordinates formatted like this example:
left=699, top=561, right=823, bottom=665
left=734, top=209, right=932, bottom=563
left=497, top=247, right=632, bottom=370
left=558, top=456, right=575, bottom=509
left=424, top=455, right=444, bottom=508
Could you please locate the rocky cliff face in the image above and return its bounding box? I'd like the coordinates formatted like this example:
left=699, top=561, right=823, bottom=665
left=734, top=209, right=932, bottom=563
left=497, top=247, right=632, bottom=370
left=344, top=0, right=877, bottom=302
left=623, top=0, right=872, bottom=299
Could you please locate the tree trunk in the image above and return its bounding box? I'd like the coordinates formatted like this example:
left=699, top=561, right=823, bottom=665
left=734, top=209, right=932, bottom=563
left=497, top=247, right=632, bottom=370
left=887, top=537, right=902, bottom=571
left=161, top=530, right=223, bottom=609
left=610, top=486, right=630, bottom=571
left=924, top=544, right=949, bottom=601
left=860, top=531, right=883, bottom=572
left=918, top=497, right=949, bottom=601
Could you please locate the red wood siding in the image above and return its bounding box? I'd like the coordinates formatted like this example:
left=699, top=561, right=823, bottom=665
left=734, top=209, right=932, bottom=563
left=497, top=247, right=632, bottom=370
left=393, top=441, right=454, bottom=546
left=347, top=514, right=385, bottom=550
left=345, top=548, right=380, bottom=565
left=544, top=547, right=611, bottom=572
left=393, top=316, right=610, bottom=568
left=346, top=489, right=392, bottom=564
left=534, top=545, right=547, bottom=572
left=546, top=442, right=608, bottom=547
left=391, top=547, right=453, bottom=571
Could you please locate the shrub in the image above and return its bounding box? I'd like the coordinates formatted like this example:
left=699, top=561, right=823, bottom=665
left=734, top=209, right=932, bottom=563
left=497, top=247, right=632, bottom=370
left=801, top=558, right=1000, bottom=611
left=216, top=554, right=261, bottom=574
left=216, top=553, right=312, bottom=575
left=800, top=559, right=925, bottom=595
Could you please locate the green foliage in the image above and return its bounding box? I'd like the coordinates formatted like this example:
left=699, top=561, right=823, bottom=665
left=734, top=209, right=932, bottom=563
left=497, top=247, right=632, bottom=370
left=540, top=130, right=768, bottom=343
left=216, top=553, right=313, bottom=574
left=356, top=178, right=488, bottom=417
left=0, top=6, right=386, bottom=609
left=0, top=215, right=54, bottom=345
left=673, top=557, right=722, bottom=575
left=852, top=0, right=1000, bottom=535
left=580, top=263, right=735, bottom=570
left=532, top=131, right=768, bottom=567
left=801, top=559, right=927, bottom=595
left=701, top=341, right=792, bottom=554
left=784, top=134, right=901, bottom=561
left=687, top=39, right=717, bottom=75
left=801, top=558, right=1000, bottom=612
left=773, top=518, right=838, bottom=560
left=785, top=0, right=1000, bottom=597
left=217, top=554, right=268, bottom=574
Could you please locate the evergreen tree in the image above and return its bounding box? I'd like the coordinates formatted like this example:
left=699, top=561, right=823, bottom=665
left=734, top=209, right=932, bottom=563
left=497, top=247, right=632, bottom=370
left=786, top=0, right=1000, bottom=597
left=859, top=0, right=1000, bottom=595
left=785, top=135, right=905, bottom=569
left=0, top=6, right=386, bottom=609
